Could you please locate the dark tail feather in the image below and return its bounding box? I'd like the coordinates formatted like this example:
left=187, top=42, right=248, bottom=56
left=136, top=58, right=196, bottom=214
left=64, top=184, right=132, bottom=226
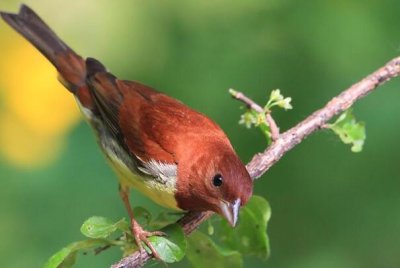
left=0, top=4, right=69, bottom=63
left=86, top=57, right=107, bottom=77
left=0, top=4, right=85, bottom=92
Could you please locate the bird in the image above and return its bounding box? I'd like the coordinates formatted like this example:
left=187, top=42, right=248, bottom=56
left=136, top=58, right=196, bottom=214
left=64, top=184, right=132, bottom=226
left=0, top=4, right=253, bottom=258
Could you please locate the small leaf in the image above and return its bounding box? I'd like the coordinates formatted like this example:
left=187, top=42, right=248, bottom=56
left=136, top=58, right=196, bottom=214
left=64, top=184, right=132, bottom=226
left=269, top=89, right=283, bottom=102
left=133, top=207, right=152, bottom=226
left=147, top=224, right=186, bottom=263
left=115, top=218, right=130, bottom=233
left=239, top=110, right=257, bottom=129
left=328, top=109, right=366, bottom=152
left=151, top=211, right=183, bottom=229
left=186, top=231, right=243, bottom=268
left=44, top=239, right=107, bottom=268
left=234, top=88, right=292, bottom=145
left=265, top=89, right=293, bottom=111
left=277, top=97, right=293, bottom=110
left=57, top=251, right=77, bottom=268
left=238, top=109, right=272, bottom=143
left=207, top=220, right=215, bottom=236
left=44, top=247, right=74, bottom=268
left=219, top=195, right=271, bottom=259
left=80, top=216, right=127, bottom=239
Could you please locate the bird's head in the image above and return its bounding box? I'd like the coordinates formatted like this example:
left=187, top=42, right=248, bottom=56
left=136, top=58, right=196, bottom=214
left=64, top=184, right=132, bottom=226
left=175, top=140, right=253, bottom=226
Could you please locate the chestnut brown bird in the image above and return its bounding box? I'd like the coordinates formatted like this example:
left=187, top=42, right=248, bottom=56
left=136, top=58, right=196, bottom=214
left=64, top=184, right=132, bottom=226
left=0, top=5, right=253, bottom=257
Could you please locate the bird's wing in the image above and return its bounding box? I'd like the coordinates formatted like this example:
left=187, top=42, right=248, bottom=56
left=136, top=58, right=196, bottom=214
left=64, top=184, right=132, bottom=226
left=85, top=57, right=229, bottom=167
left=85, top=58, right=177, bottom=165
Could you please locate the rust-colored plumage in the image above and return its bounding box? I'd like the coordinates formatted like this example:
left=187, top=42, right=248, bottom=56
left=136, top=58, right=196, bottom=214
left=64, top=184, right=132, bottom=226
left=1, top=4, right=253, bottom=258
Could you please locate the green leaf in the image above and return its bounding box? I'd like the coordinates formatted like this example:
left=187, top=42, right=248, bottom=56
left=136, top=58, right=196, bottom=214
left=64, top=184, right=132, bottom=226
left=133, top=206, right=152, bottom=226
left=150, top=211, right=183, bottom=229
left=44, top=247, right=74, bottom=268
left=80, top=216, right=128, bottom=239
left=219, top=195, right=271, bottom=259
left=43, top=239, right=107, bottom=268
left=147, top=224, right=186, bottom=263
left=45, top=216, right=128, bottom=267
left=186, top=231, right=243, bottom=268
left=328, top=109, right=366, bottom=153
left=57, top=252, right=77, bottom=268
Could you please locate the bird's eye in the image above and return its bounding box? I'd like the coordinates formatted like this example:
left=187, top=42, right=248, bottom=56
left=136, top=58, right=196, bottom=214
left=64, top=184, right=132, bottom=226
left=212, top=174, right=223, bottom=187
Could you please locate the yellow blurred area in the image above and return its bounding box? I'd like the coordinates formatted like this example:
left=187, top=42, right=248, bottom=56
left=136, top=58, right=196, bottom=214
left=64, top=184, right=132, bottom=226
left=0, top=112, right=64, bottom=168
left=0, top=37, right=81, bottom=168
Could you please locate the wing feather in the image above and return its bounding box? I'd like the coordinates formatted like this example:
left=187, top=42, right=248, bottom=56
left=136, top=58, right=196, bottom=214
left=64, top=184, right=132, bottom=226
left=84, top=58, right=177, bottom=166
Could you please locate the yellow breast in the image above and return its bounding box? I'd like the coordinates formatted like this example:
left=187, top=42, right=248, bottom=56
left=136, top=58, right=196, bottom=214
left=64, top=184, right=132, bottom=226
left=77, top=99, right=181, bottom=211
left=105, top=146, right=181, bottom=211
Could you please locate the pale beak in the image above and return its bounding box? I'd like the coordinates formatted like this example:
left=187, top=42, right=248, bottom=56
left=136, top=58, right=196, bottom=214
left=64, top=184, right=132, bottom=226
left=219, top=199, right=241, bottom=227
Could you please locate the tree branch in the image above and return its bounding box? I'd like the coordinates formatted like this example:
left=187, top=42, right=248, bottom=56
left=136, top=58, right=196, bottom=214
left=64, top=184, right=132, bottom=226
left=112, top=56, right=400, bottom=268
left=247, top=56, right=400, bottom=178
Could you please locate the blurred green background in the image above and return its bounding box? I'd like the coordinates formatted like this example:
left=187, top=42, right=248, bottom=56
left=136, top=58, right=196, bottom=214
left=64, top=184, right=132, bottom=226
left=1, top=0, right=400, bottom=267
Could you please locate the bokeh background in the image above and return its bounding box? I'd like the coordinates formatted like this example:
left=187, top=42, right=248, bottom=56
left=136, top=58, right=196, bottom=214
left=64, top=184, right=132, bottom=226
left=1, top=0, right=400, bottom=267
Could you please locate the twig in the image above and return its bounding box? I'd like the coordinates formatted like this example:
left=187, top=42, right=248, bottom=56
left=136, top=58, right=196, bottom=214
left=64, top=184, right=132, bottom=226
left=229, top=90, right=264, bottom=113
left=95, top=244, right=112, bottom=255
left=112, top=56, right=400, bottom=268
left=230, top=89, right=280, bottom=141
left=265, top=112, right=280, bottom=141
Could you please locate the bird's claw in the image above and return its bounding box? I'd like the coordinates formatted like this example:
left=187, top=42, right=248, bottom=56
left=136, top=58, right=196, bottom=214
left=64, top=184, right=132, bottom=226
left=131, top=220, right=166, bottom=260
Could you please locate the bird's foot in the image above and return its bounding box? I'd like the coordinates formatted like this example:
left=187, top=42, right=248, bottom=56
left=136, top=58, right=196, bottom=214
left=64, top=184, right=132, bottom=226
left=131, top=219, right=166, bottom=260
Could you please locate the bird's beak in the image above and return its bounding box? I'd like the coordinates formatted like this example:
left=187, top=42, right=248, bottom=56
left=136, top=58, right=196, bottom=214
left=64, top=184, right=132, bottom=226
left=219, top=198, right=241, bottom=227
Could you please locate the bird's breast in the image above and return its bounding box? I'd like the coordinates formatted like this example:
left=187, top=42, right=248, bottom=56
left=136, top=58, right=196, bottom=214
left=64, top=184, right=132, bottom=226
left=105, top=146, right=181, bottom=211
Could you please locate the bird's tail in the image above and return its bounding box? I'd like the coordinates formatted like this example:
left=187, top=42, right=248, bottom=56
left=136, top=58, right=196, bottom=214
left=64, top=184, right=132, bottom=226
left=0, top=4, right=86, bottom=92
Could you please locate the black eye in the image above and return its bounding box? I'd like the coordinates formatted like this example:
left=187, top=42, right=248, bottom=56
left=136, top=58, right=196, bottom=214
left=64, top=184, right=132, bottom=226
left=212, top=174, right=223, bottom=187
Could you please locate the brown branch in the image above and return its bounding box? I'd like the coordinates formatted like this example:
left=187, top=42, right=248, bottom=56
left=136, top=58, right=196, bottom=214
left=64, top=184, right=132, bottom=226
left=229, top=89, right=265, bottom=113
left=246, top=57, right=400, bottom=178
left=112, top=56, right=400, bottom=268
